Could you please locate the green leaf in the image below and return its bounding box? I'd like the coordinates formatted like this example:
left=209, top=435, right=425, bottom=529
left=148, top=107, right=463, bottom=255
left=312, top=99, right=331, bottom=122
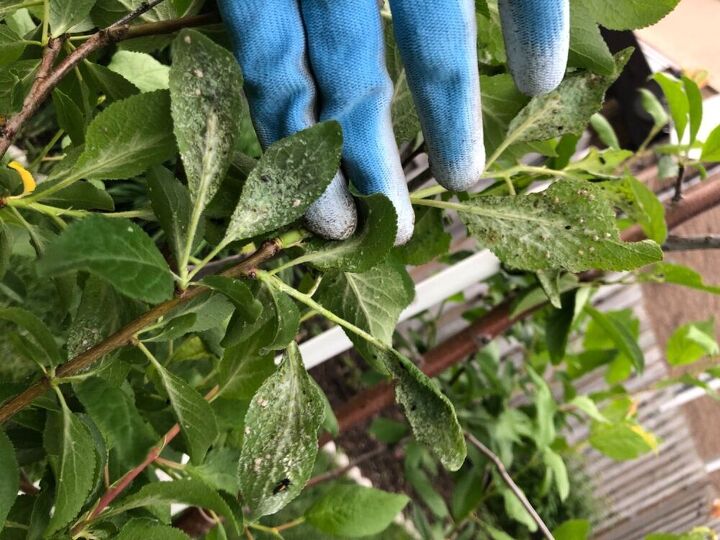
left=369, top=417, right=408, bottom=444
left=457, top=179, right=662, bottom=272
left=0, top=307, right=61, bottom=366
left=543, top=448, right=569, bottom=501
left=585, top=0, right=680, bottom=30
left=109, top=50, right=169, bottom=93
left=39, top=181, right=114, bottom=211
left=666, top=319, right=718, bottom=366
left=49, top=0, right=96, bottom=37
left=382, top=350, right=466, bottom=470
left=299, top=193, right=397, bottom=273
left=590, top=113, right=620, bottom=149
left=305, top=485, right=409, bottom=537
left=116, top=518, right=192, bottom=540
left=702, top=124, right=720, bottom=162
left=500, top=50, right=630, bottom=150
left=185, top=447, right=240, bottom=494
left=0, top=221, right=8, bottom=280
left=218, top=346, right=275, bottom=400
left=238, top=342, right=324, bottom=519
left=569, top=396, right=609, bottom=423
left=589, top=420, right=658, bottom=461
left=45, top=403, right=97, bottom=535
left=224, top=122, right=342, bottom=243
left=83, top=61, right=140, bottom=102
left=202, top=275, right=262, bottom=323
left=585, top=306, right=644, bottom=371
left=639, top=88, right=669, bottom=128
left=0, top=430, right=18, bottom=530
left=75, top=377, right=157, bottom=469
left=67, top=275, right=122, bottom=358
left=385, top=22, right=420, bottom=144
left=316, top=263, right=415, bottom=372
left=0, top=25, right=26, bottom=67
left=40, top=216, right=174, bottom=303
left=641, top=262, right=720, bottom=295
left=91, top=0, right=176, bottom=26
left=71, top=90, right=175, bottom=182
left=261, top=284, right=300, bottom=352
left=553, top=519, right=591, bottom=540
left=569, top=0, right=615, bottom=75
left=150, top=358, right=218, bottom=464
left=599, top=175, right=667, bottom=243
left=146, top=166, right=198, bottom=266
left=170, top=29, right=243, bottom=215
left=546, top=292, right=576, bottom=363
left=653, top=73, right=689, bottom=141
left=106, top=480, right=239, bottom=534
left=390, top=206, right=451, bottom=265
left=502, top=486, right=536, bottom=532
left=682, top=76, right=703, bottom=144
left=480, top=73, right=529, bottom=157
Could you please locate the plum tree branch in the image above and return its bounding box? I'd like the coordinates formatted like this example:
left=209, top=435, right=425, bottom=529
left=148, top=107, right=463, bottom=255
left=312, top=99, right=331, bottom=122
left=466, top=433, right=555, bottom=540
left=0, top=239, right=281, bottom=424
left=0, top=7, right=220, bottom=159
left=662, top=234, right=720, bottom=251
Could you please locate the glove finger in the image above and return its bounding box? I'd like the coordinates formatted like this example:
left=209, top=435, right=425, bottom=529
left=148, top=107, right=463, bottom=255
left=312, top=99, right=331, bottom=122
left=300, top=0, right=414, bottom=246
left=389, top=0, right=484, bottom=193
left=217, top=0, right=356, bottom=240
left=498, top=0, right=570, bottom=96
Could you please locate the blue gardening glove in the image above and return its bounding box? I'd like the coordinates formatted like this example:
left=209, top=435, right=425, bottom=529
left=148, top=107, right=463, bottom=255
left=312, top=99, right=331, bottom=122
left=218, top=0, right=569, bottom=245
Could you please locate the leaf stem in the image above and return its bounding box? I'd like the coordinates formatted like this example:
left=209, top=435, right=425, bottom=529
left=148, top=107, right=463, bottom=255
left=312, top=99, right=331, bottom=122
left=258, top=272, right=388, bottom=352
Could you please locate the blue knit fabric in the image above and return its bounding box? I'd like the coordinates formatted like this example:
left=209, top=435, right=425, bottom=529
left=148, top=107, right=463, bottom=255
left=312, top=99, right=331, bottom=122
left=217, top=0, right=569, bottom=244
left=499, top=0, right=570, bottom=96
left=389, top=0, right=485, bottom=192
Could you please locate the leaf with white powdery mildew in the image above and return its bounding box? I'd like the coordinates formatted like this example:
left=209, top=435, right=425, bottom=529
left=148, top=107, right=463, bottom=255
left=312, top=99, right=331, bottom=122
left=170, top=29, right=243, bottom=213
left=39, top=216, right=174, bottom=303
left=382, top=350, right=466, bottom=470
left=316, top=262, right=414, bottom=372
left=71, top=90, right=175, bottom=181
left=239, top=342, right=324, bottom=519
left=458, top=179, right=662, bottom=272
left=501, top=50, right=631, bottom=149
left=224, top=122, right=342, bottom=244
left=45, top=402, right=97, bottom=535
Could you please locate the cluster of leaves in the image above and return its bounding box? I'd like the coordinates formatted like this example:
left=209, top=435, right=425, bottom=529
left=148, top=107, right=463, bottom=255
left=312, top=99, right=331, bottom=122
left=1, top=0, right=719, bottom=539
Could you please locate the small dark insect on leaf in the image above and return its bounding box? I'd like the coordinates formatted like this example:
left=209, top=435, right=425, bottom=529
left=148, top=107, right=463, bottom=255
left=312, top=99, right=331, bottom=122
left=272, top=478, right=291, bottom=495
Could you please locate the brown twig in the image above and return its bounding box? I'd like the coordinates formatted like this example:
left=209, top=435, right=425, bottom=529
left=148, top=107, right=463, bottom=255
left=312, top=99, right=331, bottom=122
left=0, top=240, right=281, bottom=424
left=672, top=163, right=686, bottom=202
left=0, top=7, right=220, bottom=159
left=466, top=433, right=555, bottom=540
left=663, top=234, right=720, bottom=251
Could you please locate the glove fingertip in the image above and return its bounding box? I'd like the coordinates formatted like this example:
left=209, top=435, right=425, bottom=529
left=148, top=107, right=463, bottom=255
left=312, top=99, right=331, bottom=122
left=393, top=196, right=415, bottom=246
left=305, top=173, right=358, bottom=241
left=430, top=144, right=486, bottom=193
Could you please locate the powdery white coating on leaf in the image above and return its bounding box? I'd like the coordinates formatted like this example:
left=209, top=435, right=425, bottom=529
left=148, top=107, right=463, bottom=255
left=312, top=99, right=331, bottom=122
left=316, top=263, right=415, bottom=372
left=382, top=350, right=466, bottom=471
left=225, top=122, right=343, bottom=243
left=460, top=179, right=662, bottom=272
left=238, top=342, right=324, bottom=519
left=170, top=29, right=244, bottom=212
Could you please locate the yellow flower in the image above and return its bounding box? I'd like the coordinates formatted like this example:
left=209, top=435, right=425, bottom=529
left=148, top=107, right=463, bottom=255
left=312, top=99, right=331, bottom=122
left=8, top=161, right=36, bottom=195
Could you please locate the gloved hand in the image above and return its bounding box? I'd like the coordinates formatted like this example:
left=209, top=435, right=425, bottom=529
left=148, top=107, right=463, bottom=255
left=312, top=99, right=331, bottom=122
left=217, top=0, right=569, bottom=245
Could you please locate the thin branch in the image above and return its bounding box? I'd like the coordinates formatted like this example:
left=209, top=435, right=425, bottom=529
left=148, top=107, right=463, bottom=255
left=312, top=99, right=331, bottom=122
left=663, top=234, right=720, bottom=251
left=673, top=163, right=686, bottom=202
left=0, top=9, right=220, bottom=159
left=465, top=433, right=554, bottom=540
left=0, top=240, right=281, bottom=424
left=72, top=385, right=219, bottom=535
left=305, top=446, right=387, bottom=488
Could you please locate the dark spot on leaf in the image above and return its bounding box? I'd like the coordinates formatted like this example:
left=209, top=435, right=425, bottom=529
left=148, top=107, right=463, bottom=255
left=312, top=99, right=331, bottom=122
left=565, top=225, right=572, bottom=230
left=272, top=478, right=291, bottom=495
